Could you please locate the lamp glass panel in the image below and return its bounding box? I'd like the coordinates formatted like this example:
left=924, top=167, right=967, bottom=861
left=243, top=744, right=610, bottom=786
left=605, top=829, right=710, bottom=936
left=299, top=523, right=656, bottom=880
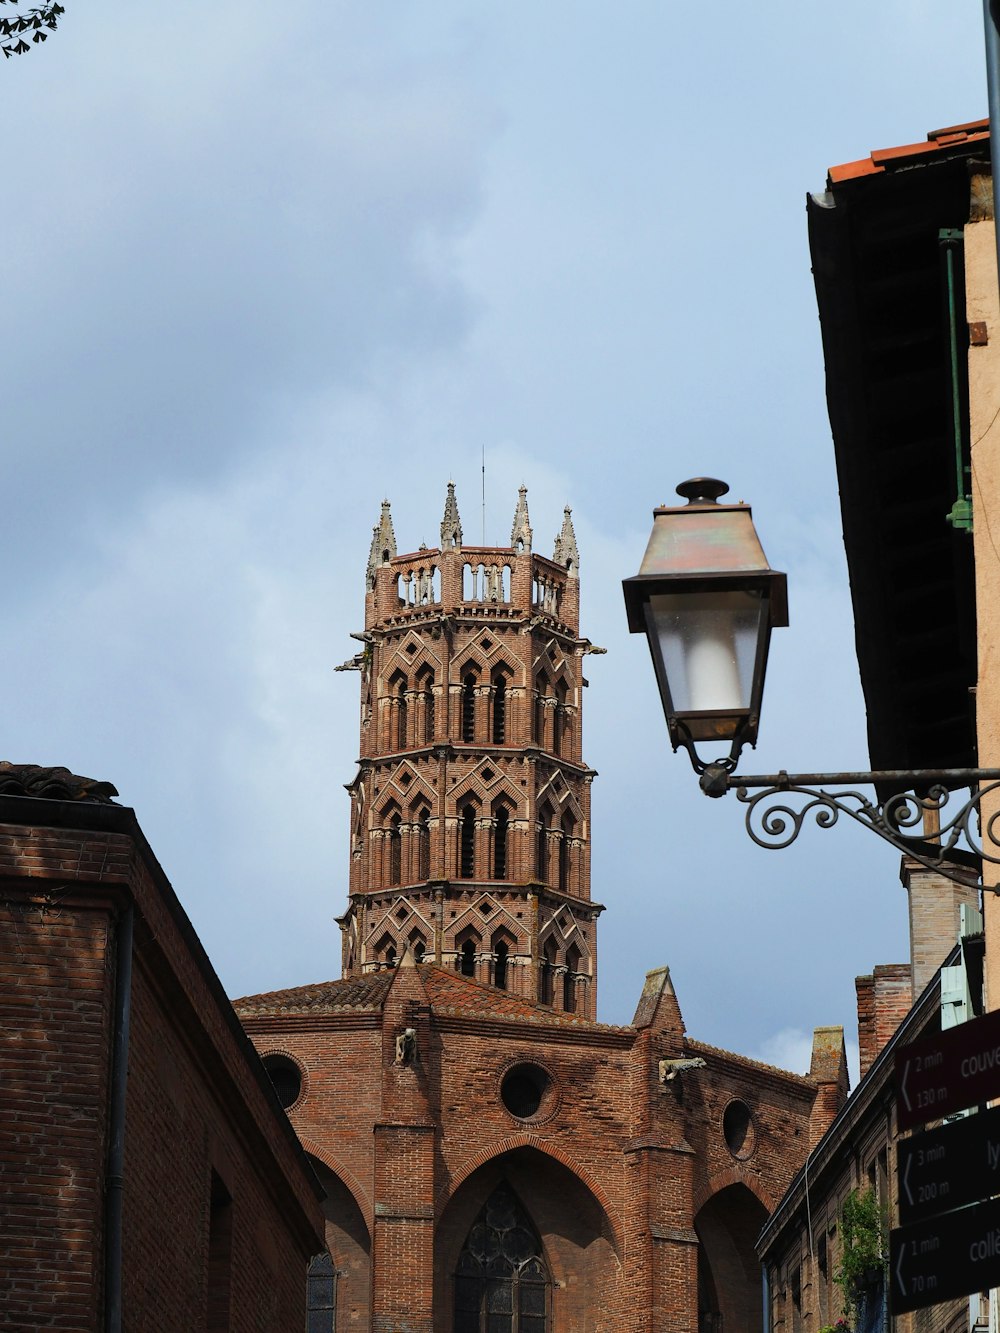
left=646, top=589, right=764, bottom=716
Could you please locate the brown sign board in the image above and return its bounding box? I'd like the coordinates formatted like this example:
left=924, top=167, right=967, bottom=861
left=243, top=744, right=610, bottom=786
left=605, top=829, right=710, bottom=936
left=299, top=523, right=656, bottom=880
left=897, top=1105, right=1000, bottom=1226
left=895, top=1007, right=1000, bottom=1131
left=891, top=1194, right=1000, bottom=1315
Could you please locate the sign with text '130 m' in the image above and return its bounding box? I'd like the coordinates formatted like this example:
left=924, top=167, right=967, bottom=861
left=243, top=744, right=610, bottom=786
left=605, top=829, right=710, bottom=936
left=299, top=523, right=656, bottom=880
left=895, top=1006, right=1000, bottom=1130
left=890, top=1194, right=1000, bottom=1315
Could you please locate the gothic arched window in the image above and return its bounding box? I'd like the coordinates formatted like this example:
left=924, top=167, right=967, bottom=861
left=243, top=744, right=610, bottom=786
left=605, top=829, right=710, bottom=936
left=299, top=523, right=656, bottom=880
left=538, top=939, right=557, bottom=1007
left=462, top=672, right=477, bottom=743
left=416, top=806, right=431, bottom=881
left=493, top=806, right=509, bottom=880
left=460, top=803, right=477, bottom=879
left=306, top=1251, right=336, bottom=1333
left=394, top=675, right=408, bottom=750
left=558, top=814, right=574, bottom=894
left=564, top=945, right=580, bottom=1014
left=454, top=1184, right=549, bottom=1333
left=492, top=673, right=507, bottom=745
left=460, top=938, right=477, bottom=977
left=388, top=813, right=402, bottom=886
left=494, top=939, right=509, bottom=990
left=533, top=677, right=547, bottom=746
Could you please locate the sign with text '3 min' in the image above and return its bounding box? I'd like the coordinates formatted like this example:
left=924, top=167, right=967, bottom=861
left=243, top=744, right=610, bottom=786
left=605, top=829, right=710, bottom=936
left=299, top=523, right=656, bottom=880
left=897, top=1104, right=1000, bottom=1226
left=895, top=1006, right=1000, bottom=1131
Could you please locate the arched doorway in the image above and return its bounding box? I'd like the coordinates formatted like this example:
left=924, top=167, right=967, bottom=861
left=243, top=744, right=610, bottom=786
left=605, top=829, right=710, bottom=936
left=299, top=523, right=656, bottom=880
left=695, top=1183, right=769, bottom=1333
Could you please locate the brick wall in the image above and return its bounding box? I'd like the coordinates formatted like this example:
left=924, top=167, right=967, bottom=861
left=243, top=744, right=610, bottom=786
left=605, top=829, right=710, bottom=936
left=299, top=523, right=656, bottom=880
left=0, top=805, right=324, bottom=1331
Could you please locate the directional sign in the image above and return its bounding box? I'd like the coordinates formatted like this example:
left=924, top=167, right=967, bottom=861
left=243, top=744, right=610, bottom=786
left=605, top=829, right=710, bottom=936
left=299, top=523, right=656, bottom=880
left=898, top=1105, right=1000, bottom=1226
left=895, top=1006, right=1000, bottom=1130
left=891, top=1194, right=1000, bottom=1314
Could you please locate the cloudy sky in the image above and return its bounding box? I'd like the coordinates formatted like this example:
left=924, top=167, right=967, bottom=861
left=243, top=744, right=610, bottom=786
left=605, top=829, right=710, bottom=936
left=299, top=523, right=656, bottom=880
left=5, top=2, right=986, bottom=1078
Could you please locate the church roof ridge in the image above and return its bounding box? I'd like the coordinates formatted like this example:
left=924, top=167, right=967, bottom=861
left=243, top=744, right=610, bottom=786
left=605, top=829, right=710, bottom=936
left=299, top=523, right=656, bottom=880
left=684, top=1037, right=815, bottom=1087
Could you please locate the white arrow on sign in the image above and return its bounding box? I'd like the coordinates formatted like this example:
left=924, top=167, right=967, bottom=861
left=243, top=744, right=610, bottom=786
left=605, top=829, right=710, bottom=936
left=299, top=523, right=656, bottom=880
left=903, top=1151, right=914, bottom=1206
left=896, top=1241, right=907, bottom=1297
left=900, top=1058, right=912, bottom=1112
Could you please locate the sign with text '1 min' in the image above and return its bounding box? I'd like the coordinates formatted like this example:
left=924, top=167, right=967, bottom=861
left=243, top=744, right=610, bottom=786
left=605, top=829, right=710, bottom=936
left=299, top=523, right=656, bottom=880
left=897, top=1104, right=1000, bottom=1226
left=895, top=1006, right=1000, bottom=1131
left=890, top=1193, right=1000, bottom=1315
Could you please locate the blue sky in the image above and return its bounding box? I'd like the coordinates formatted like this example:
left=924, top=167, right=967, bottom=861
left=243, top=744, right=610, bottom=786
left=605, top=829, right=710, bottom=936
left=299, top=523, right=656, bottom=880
left=3, top=2, right=987, bottom=1078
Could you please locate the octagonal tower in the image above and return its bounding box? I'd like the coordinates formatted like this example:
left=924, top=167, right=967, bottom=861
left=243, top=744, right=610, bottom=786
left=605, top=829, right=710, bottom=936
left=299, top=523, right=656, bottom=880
left=337, top=484, right=602, bottom=1020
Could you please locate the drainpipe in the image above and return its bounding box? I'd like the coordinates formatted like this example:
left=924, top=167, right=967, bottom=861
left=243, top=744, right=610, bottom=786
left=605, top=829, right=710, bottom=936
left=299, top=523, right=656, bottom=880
left=104, top=898, right=134, bottom=1333
left=984, top=0, right=1000, bottom=292
left=762, top=1262, right=772, bottom=1333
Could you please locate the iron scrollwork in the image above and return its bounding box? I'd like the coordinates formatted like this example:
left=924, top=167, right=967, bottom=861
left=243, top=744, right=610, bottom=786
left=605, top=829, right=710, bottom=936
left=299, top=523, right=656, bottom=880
left=697, top=763, right=1000, bottom=892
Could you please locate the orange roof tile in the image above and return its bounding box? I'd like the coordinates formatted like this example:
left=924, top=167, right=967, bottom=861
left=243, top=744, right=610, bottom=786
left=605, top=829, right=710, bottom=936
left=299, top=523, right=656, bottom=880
left=828, top=118, right=989, bottom=185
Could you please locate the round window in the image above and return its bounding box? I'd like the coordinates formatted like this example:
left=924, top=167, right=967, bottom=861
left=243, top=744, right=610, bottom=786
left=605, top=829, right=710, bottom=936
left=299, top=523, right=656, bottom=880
left=722, top=1099, right=757, bottom=1160
left=262, top=1053, right=303, bottom=1110
left=500, top=1063, right=555, bottom=1122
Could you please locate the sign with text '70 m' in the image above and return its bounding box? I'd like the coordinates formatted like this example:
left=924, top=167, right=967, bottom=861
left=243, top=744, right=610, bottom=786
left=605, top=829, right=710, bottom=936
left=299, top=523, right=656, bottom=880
left=890, top=1194, right=1000, bottom=1315
left=895, top=1006, right=1000, bottom=1131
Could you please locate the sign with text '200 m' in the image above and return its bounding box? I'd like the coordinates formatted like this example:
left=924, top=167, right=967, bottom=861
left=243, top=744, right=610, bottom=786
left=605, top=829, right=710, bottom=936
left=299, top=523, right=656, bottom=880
left=897, top=1104, right=1000, bottom=1226
left=890, top=1194, right=1000, bottom=1315
left=895, top=1006, right=1000, bottom=1131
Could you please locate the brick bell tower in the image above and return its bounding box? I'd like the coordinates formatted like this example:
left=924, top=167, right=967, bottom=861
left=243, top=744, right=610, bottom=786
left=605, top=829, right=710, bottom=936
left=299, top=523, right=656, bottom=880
left=337, top=483, right=603, bottom=1020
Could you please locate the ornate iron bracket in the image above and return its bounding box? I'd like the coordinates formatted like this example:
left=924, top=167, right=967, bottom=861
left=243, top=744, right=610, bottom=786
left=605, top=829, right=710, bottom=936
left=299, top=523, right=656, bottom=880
left=697, top=764, right=1000, bottom=893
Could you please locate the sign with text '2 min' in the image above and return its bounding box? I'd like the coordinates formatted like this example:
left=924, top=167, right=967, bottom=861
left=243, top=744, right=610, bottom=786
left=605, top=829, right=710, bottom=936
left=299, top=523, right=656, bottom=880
left=895, top=1006, right=1000, bottom=1131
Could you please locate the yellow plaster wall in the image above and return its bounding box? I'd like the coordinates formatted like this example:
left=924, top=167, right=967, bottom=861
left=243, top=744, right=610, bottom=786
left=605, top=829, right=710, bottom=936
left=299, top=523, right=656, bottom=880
left=966, top=216, right=1000, bottom=1006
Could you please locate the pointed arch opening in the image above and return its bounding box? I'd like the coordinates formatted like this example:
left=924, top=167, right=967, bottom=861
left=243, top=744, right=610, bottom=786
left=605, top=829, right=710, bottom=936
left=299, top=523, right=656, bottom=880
left=414, top=804, right=431, bottom=881
left=558, top=813, right=574, bottom=894
left=454, top=1183, right=549, bottom=1333
left=493, top=804, right=511, bottom=880
left=416, top=665, right=435, bottom=745
left=491, top=666, right=512, bottom=745
left=536, top=805, right=552, bottom=885
left=538, top=937, right=557, bottom=1007
left=306, top=1155, right=371, bottom=1333
left=437, top=1146, right=621, bottom=1333
left=462, top=670, right=478, bottom=743
left=695, top=1183, right=770, bottom=1333
left=563, top=944, right=581, bottom=1014
left=388, top=812, right=402, bottom=887
left=460, top=803, right=477, bottom=879
left=460, top=938, right=477, bottom=978
left=389, top=670, right=408, bottom=751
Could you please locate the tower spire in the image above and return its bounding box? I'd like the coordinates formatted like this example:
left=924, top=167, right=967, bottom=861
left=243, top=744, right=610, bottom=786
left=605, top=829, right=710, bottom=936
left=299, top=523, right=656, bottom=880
left=367, top=499, right=397, bottom=588
left=510, top=485, right=532, bottom=553
left=553, top=506, right=579, bottom=577
left=440, top=482, right=463, bottom=550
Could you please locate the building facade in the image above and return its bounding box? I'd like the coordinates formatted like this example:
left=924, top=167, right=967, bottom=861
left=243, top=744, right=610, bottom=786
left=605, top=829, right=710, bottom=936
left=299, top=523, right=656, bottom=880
left=760, top=118, right=1000, bottom=1333
left=0, top=765, right=325, bottom=1332
left=236, top=486, right=847, bottom=1333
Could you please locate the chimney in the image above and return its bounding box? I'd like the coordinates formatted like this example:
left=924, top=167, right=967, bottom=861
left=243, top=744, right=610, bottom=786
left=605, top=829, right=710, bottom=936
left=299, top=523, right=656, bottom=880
left=856, top=964, right=912, bottom=1080
left=808, top=1027, right=849, bottom=1148
left=901, top=858, right=979, bottom=997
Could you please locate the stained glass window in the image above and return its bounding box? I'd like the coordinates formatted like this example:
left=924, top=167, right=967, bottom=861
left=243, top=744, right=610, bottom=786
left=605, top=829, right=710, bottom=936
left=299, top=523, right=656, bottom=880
left=453, top=1185, right=549, bottom=1333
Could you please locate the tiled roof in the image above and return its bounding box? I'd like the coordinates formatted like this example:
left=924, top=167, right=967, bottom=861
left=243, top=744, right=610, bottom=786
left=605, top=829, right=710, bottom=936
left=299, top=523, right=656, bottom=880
left=828, top=118, right=989, bottom=185
left=233, top=972, right=394, bottom=1017
left=233, top=964, right=628, bottom=1030
left=420, top=966, right=626, bottom=1030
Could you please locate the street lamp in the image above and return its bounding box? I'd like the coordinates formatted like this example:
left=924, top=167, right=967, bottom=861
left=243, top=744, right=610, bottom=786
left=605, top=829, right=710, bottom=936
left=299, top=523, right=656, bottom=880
left=622, top=477, right=787, bottom=778
left=624, top=479, right=1000, bottom=890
